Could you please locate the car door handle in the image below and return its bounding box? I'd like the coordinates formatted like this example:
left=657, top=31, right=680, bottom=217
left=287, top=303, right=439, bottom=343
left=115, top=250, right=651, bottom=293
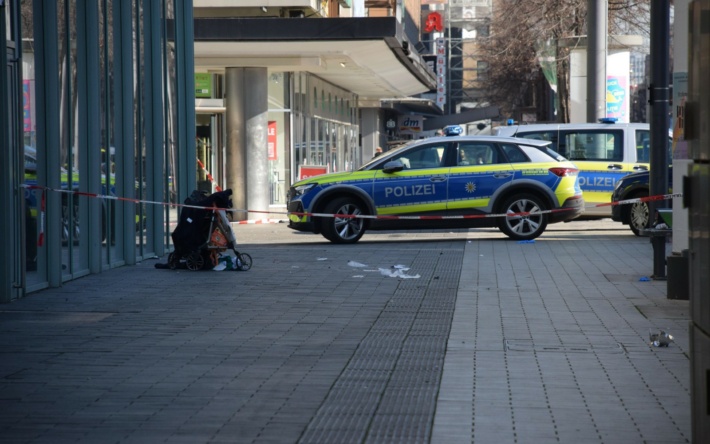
left=607, top=164, right=623, bottom=170
left=430, top=176, right=447, bottom=183
left=633, top=165, right=649, bottom=171
left=493, top=173, right=512, bottom=179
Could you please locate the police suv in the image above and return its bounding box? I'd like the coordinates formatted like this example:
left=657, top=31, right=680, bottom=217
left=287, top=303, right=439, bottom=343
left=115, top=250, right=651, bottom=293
left=495, top=120, right=654, bottom=217
left=287, top=126, right=585, bottom=243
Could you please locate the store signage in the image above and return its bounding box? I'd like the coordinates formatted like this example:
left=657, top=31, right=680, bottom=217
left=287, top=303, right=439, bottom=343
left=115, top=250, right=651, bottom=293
left=424, top=12, right=443, bottom=33
left=195, top=73, right=212, bottom=98
left=398, top=115, right=424, bottom=135
left=298, top=165, right=328, bottom=180
left=436, top=38, right=446, bottom=109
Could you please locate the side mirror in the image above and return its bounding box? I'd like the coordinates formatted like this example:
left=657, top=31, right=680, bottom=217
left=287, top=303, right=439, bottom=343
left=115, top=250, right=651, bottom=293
left=383, top=160, right=405, bottom=173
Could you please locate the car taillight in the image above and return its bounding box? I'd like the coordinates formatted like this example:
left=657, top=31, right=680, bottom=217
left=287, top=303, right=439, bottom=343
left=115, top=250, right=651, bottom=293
left=549, top=167, right=579, bottom=177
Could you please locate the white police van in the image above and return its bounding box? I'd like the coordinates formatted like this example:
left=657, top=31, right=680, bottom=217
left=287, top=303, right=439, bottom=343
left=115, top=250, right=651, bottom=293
left=495, top=120, right=654, bottom=217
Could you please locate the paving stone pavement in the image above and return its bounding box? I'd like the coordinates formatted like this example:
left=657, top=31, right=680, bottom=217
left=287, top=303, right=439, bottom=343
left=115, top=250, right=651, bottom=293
left=0, top=220, right=690, bottom=443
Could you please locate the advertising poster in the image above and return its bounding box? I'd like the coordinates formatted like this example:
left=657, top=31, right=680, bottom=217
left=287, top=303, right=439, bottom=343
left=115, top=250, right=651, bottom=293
left=606, top=75, right=628, bottom=121
left=672, top=72, right=688, bottom=160
left=268, top=121, right=277, bottom=161
left=606, top=52, right=630, bottom=122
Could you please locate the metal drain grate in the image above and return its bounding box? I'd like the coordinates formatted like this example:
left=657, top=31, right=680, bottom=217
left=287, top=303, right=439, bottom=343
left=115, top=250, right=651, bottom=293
left=505, top=339, right=625, bottom=353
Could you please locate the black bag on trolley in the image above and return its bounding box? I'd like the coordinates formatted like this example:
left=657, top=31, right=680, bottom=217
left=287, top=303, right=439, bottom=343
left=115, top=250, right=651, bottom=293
left=171, top=189, right=233, bottom=256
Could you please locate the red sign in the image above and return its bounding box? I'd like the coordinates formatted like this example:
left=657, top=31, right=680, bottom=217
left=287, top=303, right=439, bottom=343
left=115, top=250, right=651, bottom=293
left=424, top=12, right=443, bottom=33
left=268, top=121, right=277, bottom=161
left=298, top=165, right=328, bottom=180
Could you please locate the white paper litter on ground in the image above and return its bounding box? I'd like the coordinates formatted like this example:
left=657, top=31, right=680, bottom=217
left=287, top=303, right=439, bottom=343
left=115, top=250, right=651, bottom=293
left=379, top=267, right=420, bottom=279
left=347, top=261, right=368, bottom=268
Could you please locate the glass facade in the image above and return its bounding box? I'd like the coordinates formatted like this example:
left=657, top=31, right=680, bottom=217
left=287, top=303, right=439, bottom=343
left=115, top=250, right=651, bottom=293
left=267, top=72, right=290, bottom=207
left=292, top=72, right=359, bottom=182
left=4, top=0, right=194, bottom=300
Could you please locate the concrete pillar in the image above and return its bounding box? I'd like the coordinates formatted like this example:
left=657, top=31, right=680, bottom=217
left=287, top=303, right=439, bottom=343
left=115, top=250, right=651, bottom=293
left=244, top=68, right=269, bottom=218
left=586, top=0, right=607, bottom=122
left=224, top=67, right=269, bottom=221
left=225, top=68, right=246, bottom=219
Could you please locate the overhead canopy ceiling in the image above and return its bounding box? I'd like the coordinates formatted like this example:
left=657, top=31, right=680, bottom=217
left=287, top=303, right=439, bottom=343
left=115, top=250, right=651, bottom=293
left=193, top=17, right=437, bottom=101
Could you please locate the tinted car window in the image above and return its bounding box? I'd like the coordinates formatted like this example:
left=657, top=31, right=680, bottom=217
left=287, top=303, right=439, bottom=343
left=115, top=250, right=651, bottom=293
left=562, top=130, right=623, bottom=161
left=457, top=142, right=499, bottom=166
left=392, top=144, right=445, bottom=169
left=636, top=129, right=651, bottom=162
left=519, top=144, right=565, bottom=163
left=515, top=129, right=624, bottom=161
left=501, top=144, right=529, bottom=163
left=515, top=131, right=558, bottom=150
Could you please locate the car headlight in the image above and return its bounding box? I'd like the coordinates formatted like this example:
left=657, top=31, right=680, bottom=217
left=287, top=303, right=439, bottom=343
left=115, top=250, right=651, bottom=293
left=289, top=183, right=317, bottom=200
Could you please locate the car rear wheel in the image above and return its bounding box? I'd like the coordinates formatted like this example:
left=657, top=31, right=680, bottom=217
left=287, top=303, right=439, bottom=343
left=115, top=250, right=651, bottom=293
left=321, top=197, right=366, bottom=244
left=498, top=194, right=548, bottom=240
left=627, top=196, right=649, bottom=236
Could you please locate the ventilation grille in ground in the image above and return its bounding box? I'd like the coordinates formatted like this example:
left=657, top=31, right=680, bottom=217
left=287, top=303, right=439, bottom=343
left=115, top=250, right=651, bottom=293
left=298, top=250, right=463, bottom=444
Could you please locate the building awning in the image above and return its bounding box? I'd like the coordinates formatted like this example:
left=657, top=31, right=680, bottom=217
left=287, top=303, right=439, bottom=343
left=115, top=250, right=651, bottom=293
left=422, top=106, right=501, bottom=131
left=380, top=98, right=444, bottom=116
left=193, top=17, right=437, bottom=101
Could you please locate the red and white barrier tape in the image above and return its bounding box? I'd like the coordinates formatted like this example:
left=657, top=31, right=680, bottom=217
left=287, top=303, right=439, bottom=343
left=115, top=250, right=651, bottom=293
left=21, top=184, right=682, bottom=227
left=196, top=158, right=223, bottom=192
left=596, top=192, right=682, bottom=208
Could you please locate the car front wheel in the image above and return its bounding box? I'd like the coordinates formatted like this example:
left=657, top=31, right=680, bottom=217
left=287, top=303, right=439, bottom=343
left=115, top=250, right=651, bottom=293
left=498, top=194, right=548, bottom=240
left=321, top=197, right=367, bottom=244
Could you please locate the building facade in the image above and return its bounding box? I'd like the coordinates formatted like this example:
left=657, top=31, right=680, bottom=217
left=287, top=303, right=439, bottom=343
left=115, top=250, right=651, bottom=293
left=1, top=0, right=196, bottom=301
left=190, top=1, right=438, bottom=219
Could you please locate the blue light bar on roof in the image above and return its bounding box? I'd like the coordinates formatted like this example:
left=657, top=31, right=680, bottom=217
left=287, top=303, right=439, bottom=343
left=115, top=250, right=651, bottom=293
left=443, top=125, right=463, bottom=136
left=599, top=117, right=618, bottom=123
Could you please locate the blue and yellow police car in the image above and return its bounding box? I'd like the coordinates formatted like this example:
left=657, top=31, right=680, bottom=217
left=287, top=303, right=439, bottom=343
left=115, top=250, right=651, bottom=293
left=287, top=126, right=585, bottom=243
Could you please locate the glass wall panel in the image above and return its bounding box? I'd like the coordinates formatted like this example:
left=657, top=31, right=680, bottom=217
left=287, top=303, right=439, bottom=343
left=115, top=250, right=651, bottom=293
left=164, top=0, right=178, bottom=250
left=21, top=1, right=42, bottom=285
left=134, top=0, right=146, bottom=256
left=58, top=0, right=87, bottom=278
left=99, top=0, right=121, bottom=265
